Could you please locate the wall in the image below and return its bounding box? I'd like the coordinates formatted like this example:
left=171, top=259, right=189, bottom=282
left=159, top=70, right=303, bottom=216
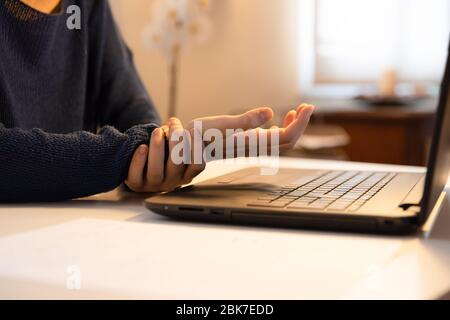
left=110, top=0, right=301, bottom=123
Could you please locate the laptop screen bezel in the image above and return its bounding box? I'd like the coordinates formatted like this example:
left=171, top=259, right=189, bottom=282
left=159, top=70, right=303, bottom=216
left=419, top=40, right=450, bottom=226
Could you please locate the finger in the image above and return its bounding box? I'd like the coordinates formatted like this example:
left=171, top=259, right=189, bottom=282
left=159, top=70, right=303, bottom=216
left=125, top=144, right=148, bottom=191
left=163, top=117, right=187, bottom=191
left=183, top=128, right=206, bottom=184
left=296, top=103, right=314, bottom=118
left=188, top=107, right=274, bottom=136
left=283, top=110, right=297, bottom=127
left=252, top=105, right=314, bottom=154
left=146, top=128, right=165, bottom=190
left=278, top=105, right=315, bottom=149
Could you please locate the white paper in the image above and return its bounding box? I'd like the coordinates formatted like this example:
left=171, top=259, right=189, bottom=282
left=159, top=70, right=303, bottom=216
left=0, top=218, right=404, bottom=299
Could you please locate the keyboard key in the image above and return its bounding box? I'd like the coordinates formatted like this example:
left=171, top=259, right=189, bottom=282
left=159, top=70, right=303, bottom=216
left=287, top=203, right=312, bottom=209
left=287, top=190, right=309, bottom=197
left=297, top=197, right=319, bottom=202
left=289, top=199, right=315, bottom=206
left=275, top=197, right=295, bottom=203
left=319, top=194, right=342, bottom=200
left=340, top=193, right=364, bottom=200
left=288, top=199, right=331, bottom=209
left=280, top=188, right=296, bottom=192
left=282, top=195, right=300, bottom=199
left=327, top=203, right=351, bottom=211
left=307, top=192, right=328, bottom=197
left=306, top=202, right=329, bottom=209
left=257, top=196, right=279, bottom=201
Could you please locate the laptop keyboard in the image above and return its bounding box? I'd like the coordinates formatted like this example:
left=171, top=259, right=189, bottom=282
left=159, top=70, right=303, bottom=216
left=247, top=171, right=397, bottom=212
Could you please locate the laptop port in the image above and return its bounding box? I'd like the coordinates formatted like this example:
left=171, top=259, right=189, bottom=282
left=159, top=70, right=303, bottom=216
left=210, top=209, right=224, bottom=215
left=178, top=207, right=204, bottom=213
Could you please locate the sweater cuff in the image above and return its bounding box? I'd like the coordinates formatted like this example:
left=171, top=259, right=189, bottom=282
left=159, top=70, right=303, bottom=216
left=119, top=123, right=159, bottom=183
left=124, top=123, right=159, bottom=146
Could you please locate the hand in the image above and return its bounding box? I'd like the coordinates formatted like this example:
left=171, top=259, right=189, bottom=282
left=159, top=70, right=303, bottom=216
left=186, top=103, right=315, bottom=156
left=125, top=118, right=206, bottom=193
left=125, top=104, right=314, bottom=193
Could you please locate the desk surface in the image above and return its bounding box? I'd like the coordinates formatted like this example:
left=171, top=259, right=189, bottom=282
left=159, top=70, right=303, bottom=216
left=0, top=158, right=449, bottom=300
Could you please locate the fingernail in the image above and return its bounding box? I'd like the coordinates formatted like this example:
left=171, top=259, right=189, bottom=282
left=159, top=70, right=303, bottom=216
left=259, top=112, right=267, bottom=122
left=139, top=145, right=147, bottom=155
left=251, top=113, right=266, bottom=127
left=259, top=108, right=272, bottom=122
left=305, top=108, right=314, bottom=119
left=298, top=105, right=314, bottom=117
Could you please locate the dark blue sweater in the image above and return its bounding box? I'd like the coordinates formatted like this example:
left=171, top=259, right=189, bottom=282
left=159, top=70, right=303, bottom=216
left=0, top=0, right=161, bottom=202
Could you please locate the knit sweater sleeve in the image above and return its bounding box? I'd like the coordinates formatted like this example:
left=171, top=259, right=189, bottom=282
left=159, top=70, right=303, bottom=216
left=0, top=123, right=157, bottom=202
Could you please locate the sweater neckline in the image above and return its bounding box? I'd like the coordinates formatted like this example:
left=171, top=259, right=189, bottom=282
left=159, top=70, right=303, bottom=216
left=4, top=0, right=67, bottom=22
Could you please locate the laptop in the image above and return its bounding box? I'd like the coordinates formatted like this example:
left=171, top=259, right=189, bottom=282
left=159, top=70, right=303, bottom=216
left=145, top=45, right=450, bottom=235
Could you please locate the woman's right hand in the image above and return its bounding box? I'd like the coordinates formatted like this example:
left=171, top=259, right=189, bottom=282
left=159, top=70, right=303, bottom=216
left=125, top=117, right=206, bottom=193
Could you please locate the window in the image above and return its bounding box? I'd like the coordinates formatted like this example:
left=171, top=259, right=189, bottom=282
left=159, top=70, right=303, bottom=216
left=299, top=0, right=450, bottom=97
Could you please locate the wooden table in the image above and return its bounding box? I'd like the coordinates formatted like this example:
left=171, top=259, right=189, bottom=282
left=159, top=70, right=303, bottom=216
left=308, top=99, right=436, bottom=166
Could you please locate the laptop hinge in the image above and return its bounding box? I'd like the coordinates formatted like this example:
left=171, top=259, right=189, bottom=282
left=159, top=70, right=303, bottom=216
left=399, top=198, right=423, bottom=211
left=398, top=175, right=426, bottom=211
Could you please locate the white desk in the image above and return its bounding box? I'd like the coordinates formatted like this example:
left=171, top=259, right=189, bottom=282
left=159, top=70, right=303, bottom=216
left=0, top=158, right=449, bottom=300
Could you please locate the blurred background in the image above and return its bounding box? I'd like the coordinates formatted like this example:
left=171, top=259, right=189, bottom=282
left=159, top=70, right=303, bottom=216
left=110, top=0, right=450, bottom=166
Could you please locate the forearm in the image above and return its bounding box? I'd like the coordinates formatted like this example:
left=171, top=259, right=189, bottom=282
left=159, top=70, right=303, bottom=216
left=0, top=123, right=157, bottom=202
left=98, top=56, right=161, bottom=131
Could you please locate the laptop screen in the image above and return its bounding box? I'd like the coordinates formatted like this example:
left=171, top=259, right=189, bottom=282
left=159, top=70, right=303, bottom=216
left=420, top=40, right=450, bottom=225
